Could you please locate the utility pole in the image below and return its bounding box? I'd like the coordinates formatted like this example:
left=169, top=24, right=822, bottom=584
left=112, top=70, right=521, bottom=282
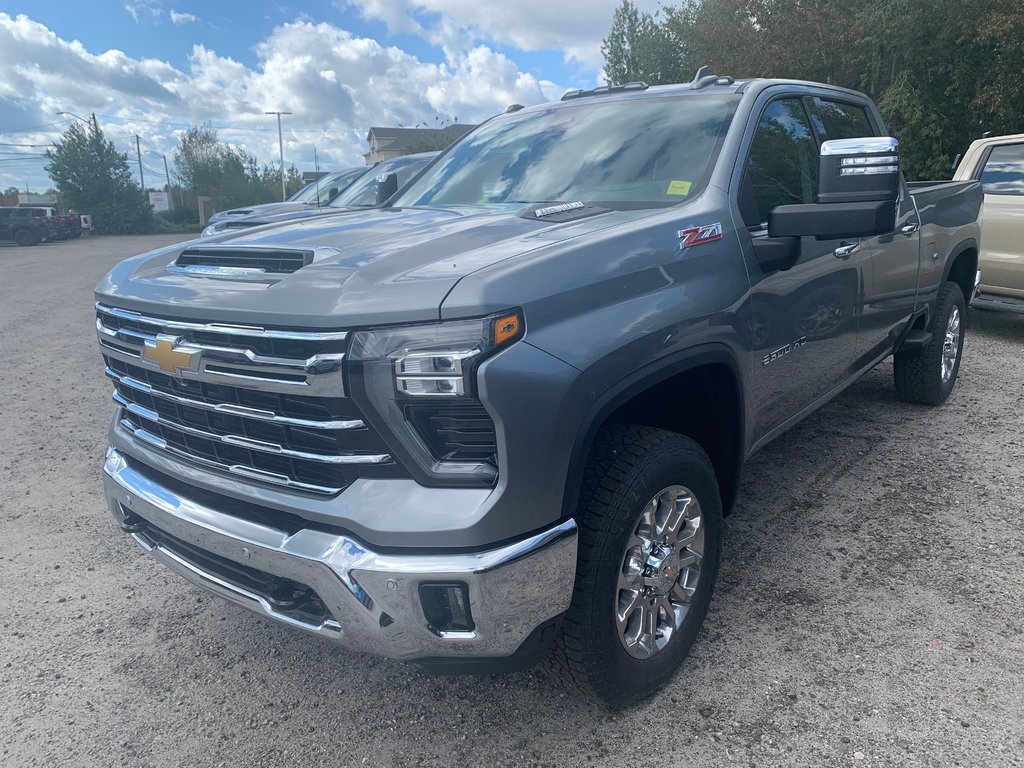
left=135, top=135, right=145, bottom=191
left=161, top=153, right=172, bottom=208
left=265, top=110, right=292, bottom=201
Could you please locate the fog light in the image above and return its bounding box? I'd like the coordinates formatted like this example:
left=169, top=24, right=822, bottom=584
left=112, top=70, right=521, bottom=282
left=419, top=582, right=475, bottom=634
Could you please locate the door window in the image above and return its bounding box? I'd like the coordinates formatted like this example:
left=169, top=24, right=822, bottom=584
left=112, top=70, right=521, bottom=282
left=746, top=99, right=819, bottom=224
left=812, top=98, right=874, bottom=140
left=979, top=143, right=1024, bottom=195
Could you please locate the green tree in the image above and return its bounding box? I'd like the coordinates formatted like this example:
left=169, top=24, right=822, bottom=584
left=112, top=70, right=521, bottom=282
left=605, top=0, right=1024, bottom=180
left=601, top=0, right=687, bottom=86
left=44, top=117, right=154, bottom=234
left=174, top=123, right=304, bottom=211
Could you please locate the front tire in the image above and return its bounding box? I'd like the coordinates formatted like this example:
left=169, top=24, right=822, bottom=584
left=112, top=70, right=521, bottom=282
left=552, top=424, right=723, bottom=706
left=894, top=281, right=966, bottom=405
left=14, top=229, right=35, bottom=246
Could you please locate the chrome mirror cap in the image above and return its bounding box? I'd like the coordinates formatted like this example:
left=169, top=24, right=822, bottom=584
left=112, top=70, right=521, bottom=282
left=821, top=136, right=899, bottom=157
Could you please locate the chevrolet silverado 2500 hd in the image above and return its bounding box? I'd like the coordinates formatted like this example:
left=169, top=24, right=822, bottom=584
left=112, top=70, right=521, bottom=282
left=96, top=73, right=982, bottom=705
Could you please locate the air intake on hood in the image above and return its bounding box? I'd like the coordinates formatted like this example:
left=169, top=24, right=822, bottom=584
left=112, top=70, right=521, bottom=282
left=174, top=247, right=314, bottom=274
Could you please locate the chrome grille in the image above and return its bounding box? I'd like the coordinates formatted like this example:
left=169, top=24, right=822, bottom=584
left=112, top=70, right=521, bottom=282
left=96, top=302, right=347, bottom=396
left=98, top=304, right=397, bottom=495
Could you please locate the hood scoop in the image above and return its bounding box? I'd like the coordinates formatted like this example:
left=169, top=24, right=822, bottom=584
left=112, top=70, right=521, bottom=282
left=170, top=246, right=315, bottom=276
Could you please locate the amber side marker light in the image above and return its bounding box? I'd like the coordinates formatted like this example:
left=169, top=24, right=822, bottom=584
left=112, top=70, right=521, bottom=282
left=492, top=311, right=524, bottom=347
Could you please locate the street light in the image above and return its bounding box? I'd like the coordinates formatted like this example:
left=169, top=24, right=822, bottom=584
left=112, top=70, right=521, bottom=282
left=265, top=110, right=292, bottom=201
left=56, top=110, right=95, bottom=130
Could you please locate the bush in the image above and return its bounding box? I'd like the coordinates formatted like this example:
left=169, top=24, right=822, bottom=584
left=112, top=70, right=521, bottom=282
left=154, top=210, right=202, bottom=234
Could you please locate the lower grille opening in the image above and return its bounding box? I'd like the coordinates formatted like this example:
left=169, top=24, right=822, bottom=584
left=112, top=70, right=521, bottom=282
left=141, top=520, right=337, bottom=628
left=404, top=403, right=498, bottom=465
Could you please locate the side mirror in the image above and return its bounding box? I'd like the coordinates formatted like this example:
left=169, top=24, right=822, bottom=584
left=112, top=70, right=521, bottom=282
left=818, top=137, right=900, bottom=204
left=326, top=187, right=339, bottom=203
left=768, top=136, right=900, bottom=240
left=375, top=172, right=399, bottom=205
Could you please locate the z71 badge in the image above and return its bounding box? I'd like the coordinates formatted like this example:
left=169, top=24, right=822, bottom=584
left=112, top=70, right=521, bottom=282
left=678, top=222, right=723, bottom=249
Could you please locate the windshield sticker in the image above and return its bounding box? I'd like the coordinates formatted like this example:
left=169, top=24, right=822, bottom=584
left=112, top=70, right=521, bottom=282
left=535, top=201, right=586, bottom=218
left=666, top=180, right=692, bottom=196
left=678, top=222, right=723, bottom=249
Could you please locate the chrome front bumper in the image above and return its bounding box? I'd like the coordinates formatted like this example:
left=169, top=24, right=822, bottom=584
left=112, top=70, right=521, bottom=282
left=103, top=448, right=577, bottom=660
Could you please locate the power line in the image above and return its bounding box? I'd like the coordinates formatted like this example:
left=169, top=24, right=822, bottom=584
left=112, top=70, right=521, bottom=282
left=0, top=119, right=75, bottom=134
left=90, top=112, right=365, bottom=135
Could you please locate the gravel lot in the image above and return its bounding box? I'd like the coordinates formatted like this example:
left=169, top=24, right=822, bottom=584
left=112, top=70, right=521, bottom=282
left=1, top=234, right=1022, bottom=767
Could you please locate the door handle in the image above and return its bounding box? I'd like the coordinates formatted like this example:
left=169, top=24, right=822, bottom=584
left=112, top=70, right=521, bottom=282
left=834, top=242, right=859, bottom=259
left=900, top=223, right=919, bottom=235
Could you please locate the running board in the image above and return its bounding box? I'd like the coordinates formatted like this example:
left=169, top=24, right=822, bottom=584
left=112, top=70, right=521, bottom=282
left=898, top=329, right=932, bottom=352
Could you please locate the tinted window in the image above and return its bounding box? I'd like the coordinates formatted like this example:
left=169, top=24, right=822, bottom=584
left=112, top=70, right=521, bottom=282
left=293, top=168, right=365, bottom=204
left=394, top=96, right=736, bottom=209
left=747, top=99, right=819, bottom=223
left=330, top=157, right=431, bottom=207
left=979, top=143, right=1024, bottom=195
left=813, top=98, right=874, bottom=140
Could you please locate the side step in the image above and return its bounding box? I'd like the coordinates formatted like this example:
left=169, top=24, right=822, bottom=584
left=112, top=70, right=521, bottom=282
left=899, top=329, right=932, bottom=352
left=972, top=292, right=1024, bottom=314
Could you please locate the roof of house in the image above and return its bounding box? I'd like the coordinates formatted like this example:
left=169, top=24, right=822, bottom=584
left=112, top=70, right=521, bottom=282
left=366, top=124, right=476, bottom=151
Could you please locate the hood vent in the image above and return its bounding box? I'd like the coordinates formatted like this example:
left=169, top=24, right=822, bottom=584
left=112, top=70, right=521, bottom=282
left=173, top=247, right=314, bottom=275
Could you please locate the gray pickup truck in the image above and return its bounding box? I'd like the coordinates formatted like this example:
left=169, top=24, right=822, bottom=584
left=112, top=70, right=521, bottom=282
left=96, top=73, right=982, bottom=705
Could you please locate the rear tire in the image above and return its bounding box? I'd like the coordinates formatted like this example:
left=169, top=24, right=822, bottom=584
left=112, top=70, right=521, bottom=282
left=550, top=424, right=723, bottom=707
left=894, top=281, right=965, bottom=405
left=14, top=229, right=35, bottom=246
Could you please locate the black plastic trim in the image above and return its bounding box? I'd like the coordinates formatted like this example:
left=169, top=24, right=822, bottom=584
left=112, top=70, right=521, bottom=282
left=560, top=344, right=746, bottom=520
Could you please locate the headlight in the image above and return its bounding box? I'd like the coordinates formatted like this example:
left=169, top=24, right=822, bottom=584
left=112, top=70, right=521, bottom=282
left=200, top=224, right=219, bottom=237
left=347, top=310, right=524, bottom=487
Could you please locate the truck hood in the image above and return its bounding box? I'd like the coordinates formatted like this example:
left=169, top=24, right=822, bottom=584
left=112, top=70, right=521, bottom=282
left=211, top=201, right=321, bottom=220
left=210, top=203, right=356, bottom=233
left=96, top=205, right=651, bottom=328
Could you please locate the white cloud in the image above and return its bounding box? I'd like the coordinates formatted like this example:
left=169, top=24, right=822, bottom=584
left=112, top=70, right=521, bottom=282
left=169, top=10, right=198, bottom=25
left=0, top=12, right=564, bottom=190
left=124, top=0, right=162, bottom=24
left=345, top=0, right=666, bottom=71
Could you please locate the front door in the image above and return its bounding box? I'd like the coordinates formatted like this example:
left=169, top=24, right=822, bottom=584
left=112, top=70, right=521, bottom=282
left=737, top=97, right=865, bottom=439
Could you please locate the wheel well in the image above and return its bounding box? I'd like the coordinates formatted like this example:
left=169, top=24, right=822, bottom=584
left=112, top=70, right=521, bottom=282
left=602, top=363, right=742, bottom=515
left=947, top=247, right=977, bottom=302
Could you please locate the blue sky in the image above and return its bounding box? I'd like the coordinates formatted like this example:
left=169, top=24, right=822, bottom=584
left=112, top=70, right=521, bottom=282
left=0, top=0, right=664, bottom=191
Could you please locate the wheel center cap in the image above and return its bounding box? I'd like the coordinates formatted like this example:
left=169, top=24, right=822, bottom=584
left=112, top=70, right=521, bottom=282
left=646, top=548, right=680, bottom=595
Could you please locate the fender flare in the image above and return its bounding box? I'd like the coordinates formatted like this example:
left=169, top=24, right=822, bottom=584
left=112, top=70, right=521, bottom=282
left=560, top=343, right=747, bottom=518
left=940, top=237, right=979, bottom=286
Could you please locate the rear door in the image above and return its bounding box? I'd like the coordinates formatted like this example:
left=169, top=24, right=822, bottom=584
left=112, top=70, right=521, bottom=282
left=736, top=95, right=865, bottom=438
left=808, top=96, right=922, bottom=364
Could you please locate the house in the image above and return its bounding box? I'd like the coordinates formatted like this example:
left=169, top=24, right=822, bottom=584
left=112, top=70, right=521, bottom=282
left=364, top=124, right=476, bottom=165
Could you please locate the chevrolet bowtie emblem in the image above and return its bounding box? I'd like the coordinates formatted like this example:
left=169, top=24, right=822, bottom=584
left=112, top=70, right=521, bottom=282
left=142, top=336, right=199, bottom=373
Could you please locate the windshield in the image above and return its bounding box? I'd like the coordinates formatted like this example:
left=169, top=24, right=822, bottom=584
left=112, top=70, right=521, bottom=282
left=329, top=157, right=432, bottom=208
left=393, top=95, right=737, bottom=209
left=291, top=169, right=364, bottom=204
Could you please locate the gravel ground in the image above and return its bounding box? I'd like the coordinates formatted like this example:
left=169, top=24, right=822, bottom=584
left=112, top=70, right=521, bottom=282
left=1, top=234, right=1022, bottom=767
